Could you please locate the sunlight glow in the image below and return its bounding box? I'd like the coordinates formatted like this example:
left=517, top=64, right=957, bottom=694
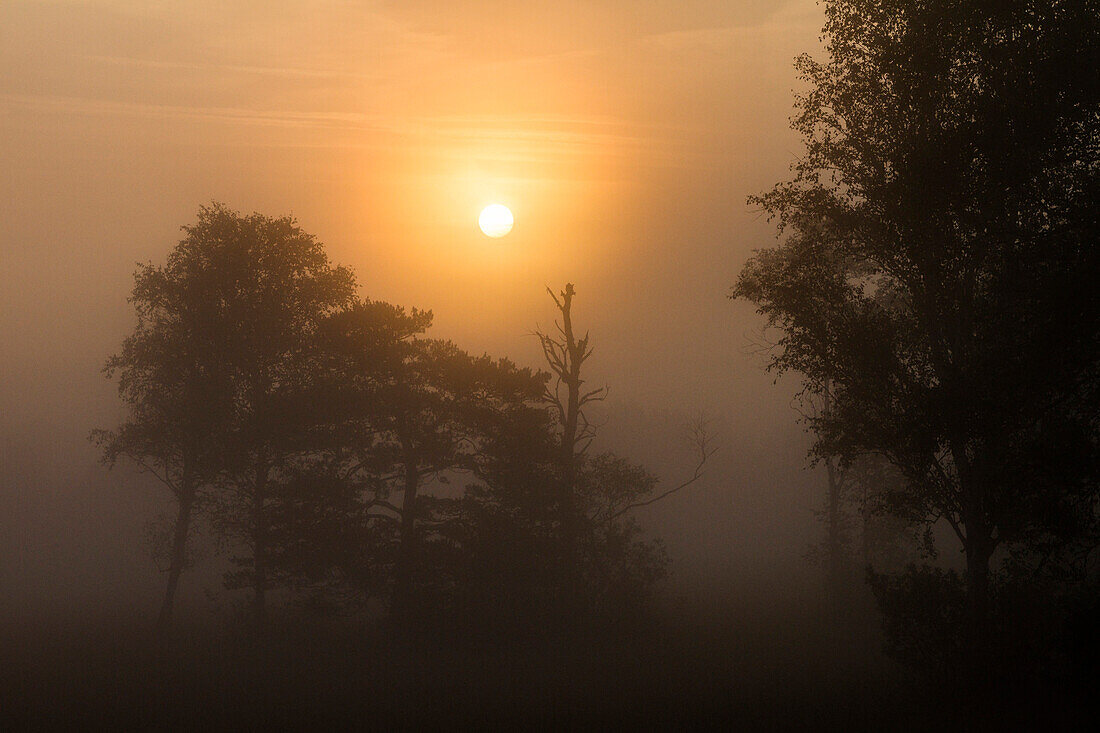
left=478, top=204, right=514, bottom=238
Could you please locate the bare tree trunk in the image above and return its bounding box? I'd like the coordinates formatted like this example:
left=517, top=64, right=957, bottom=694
left=951, top=438, right=991, bottom=622
left=558, top=284, right=581, bottom=544
left=819, top=380, right=846, bottom=603
left=823, top=455, right=845, bottom=601
left=860, top=498, right=872, bottom=569
left=962, top=520, right=995, bottom=696
left=156, top=462, right=196, bottom=641
left=537, top=284, right=607, bottom=618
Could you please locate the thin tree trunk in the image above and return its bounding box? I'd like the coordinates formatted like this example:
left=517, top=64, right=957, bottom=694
left=157, top=466, right=196, bottom=641
left=963, top=511, right=994, bottom=627
left=860, top=496, right=872, bottom=569
left=558, top=285, right=581, bottom=556
left=965, top=537, right=992, bottom=623
left=560, top=399, right=579, bottom=546
left=824, top=456, right=845, bottom=601
left=963, top=523, right=995, bottom=694
left=820, top=381, right=845, bottom=603
left=954, top=435, right=995, bottom=676
left=951, top=438, right=993, bottom=630
left=393, top=453, right=419, bottom=621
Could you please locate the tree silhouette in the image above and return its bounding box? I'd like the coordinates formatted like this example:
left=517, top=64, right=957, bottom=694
left=94, top=239, right=237, bottom=638
left=301, top=299, right=551, bottom=625
left=527, top=284, right=713, bottom=622
left=733, top=0, right=1100, bottom=673
left=100, top=214, right=711, bottom=640
left=131, top=203, right=357, bottom=625
left=535, top=284, right=608, bottom=554
left=308, top=299, right=436, bottom=614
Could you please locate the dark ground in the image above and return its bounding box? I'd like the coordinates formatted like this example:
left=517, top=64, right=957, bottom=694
left=3, top=586, right=1092, bottom=731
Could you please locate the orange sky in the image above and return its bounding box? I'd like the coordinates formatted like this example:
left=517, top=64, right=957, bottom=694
left=0, top=0, right=840, bottom=618
left=1, top=0, right=823, bottom=433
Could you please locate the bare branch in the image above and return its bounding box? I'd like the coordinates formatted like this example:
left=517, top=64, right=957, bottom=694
left=123, top=453, right=182, bottom=498
left=605, top=418, right=717, bottom=521
left=579, top=386, right=609, bottom=406
left=546, top=286, right=564, bottom=311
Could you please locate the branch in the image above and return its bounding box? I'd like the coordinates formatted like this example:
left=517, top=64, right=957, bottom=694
left=604, top=419, right=716, bottom=521
left=579, top=385, right=609, bottom=406
left=124, top=453, right=182, bottom=498
left=546, top=286, right=564, bottom=312
left=363, top=498, right=402, bottom=515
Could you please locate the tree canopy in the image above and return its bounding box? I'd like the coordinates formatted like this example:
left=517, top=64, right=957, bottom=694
left=733, top=0, right=1100, bottom=662
left=98, top=206, right=703, bottom=637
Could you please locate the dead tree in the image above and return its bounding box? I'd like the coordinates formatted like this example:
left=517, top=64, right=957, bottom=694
left=535, top=284, right=608, bottom=552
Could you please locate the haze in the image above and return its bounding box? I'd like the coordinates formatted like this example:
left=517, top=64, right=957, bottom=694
left=1, top=0, right=825, bottom=622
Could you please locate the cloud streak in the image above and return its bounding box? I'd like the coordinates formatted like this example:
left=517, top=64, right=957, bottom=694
left=0, top=92, right=680, bottom=163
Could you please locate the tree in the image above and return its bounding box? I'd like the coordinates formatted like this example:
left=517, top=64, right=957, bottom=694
left=144, top=203, right=357, bottom=625
left=535, top=284, right=608, bottom=555
left=308, top=299, right=551, bottom=626
left=378, top=340, right=550, bottom=619
left=261, top=455, right=390, bottom=609
left=792, top=384, right=922, bottom=599
left=94, top=249, right=236, bottom=638
left=449, top=434, right=676, bottom=631
left=526, top=284, right=712, bottom=622
left=733, top=0, right=1100, bottom=659
left=307, top=299, right=435, bottom=616
left=803, top=448, right=923, bottom=592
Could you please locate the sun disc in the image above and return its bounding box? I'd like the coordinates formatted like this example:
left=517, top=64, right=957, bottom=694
left=479, top=204, right=514, bottom=237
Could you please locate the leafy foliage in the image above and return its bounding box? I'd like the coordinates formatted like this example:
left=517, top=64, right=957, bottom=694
left=734, top=0, right=1100, bottom=606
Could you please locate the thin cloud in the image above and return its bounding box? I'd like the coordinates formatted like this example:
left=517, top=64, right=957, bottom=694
left=81, top=54, right=380, bottom=81
left=0, top=92, right=679, bottom=161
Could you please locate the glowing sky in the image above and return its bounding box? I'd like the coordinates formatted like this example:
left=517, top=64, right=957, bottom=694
left=1, top=1, right=824, bottom=425
left=0, top=0, right=836, bottom=618
left=0, top=0, right=833, bottom=487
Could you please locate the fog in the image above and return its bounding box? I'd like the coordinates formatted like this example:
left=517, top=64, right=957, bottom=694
left=1, top=0, right=827, bottom=623
left=3, top=0, right=1096, bottom=729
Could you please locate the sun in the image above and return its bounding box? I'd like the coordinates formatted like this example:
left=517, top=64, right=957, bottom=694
left=478, top=204, right=514, bottom=238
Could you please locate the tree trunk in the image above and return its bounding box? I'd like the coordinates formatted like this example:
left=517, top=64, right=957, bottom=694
left=156, top=463, right=196, bottom=641
left=952, top=438, right=993, bottom=632
left=963, top=524, right=995, bottom=694
left=558, top=284, right=581, bottom=555
left=823, top=456, right=845, bottom=602
left=393, top=454, right=419, bottom=622
left=820, top=381, right=845, bottom=603
left=560, top=398, right=579, bottom=543
left=957, top=449, right=995, bottom=678
left=965, top=539, right=992, bottom=621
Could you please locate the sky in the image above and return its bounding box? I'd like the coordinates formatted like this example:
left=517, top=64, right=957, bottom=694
left=0, top=0, right=830, bottom=619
